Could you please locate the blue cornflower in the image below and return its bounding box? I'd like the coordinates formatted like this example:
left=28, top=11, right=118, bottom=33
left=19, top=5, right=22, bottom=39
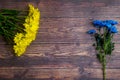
left=87, top=29, right=96, bottom=34
left=104, top=22, right=112, bottom=28
left=109, top=26, right=118, bottom=33
left=93, top=20, right=105, bottom=28
left=104, top=20, right=118, bottom=25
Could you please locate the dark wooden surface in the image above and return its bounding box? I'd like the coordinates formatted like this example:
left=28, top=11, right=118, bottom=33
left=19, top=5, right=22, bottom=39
left=0, top=0, right=120, bottom=80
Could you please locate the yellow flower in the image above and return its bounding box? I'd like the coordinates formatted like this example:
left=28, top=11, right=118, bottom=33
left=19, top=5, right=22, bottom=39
left=13, top=4, right=40, bottom=56
left=14, top=45, right=26, bottom=56
left=29, top=4, right=35, bottom=13
left=14, top=33, right=24, bottom=43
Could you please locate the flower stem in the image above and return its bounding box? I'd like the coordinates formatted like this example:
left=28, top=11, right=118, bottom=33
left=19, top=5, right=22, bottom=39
left=102, top=54, right=106, bottom=80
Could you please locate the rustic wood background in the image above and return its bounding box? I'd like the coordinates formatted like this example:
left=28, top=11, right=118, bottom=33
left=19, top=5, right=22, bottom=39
left=0, top=0, right=120, bottom=80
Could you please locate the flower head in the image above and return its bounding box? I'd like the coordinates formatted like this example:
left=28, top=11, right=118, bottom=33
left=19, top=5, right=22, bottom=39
left=93, top=20, right=105, bottom=27
left=87, top=29, right=96, bottom=34
left=13, top=4, right=40, bottom=56
left=93, top=20, right=118, bottom=29
left=104, top=23, right=112, bottom=28
left=104, top=20, right=118, bottom=25
left=109, top=26, right=118, bottom=33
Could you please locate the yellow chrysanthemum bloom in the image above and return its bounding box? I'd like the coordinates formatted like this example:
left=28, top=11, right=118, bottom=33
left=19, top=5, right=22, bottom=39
left=13, top=4, right=40, bottom=56
left=14, top=33, right=24, bottom=43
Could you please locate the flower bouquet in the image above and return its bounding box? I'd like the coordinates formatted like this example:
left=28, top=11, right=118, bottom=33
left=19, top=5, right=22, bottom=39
left=87, top=20, right=118, bottom=80
left=0, top=4, right=40, bottom=56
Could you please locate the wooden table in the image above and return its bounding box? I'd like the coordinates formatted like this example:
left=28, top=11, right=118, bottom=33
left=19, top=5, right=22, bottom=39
left=0, top=0, right=120, bottom=80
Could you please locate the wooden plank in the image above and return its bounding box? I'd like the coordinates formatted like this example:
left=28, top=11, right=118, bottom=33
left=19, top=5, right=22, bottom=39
left=0, top=34, right=120, bottom=44
left=0, top=43, right=93, bottom=55
left=25, top=44, right=94, bottom=55
left=0, top=43, right=120, bottom=59
left=0, top=67, right=119, bottom=80
left=0, top=1, right=28, bottom=9
left=38, top=1, right=120, bottom=18
left=91, top=60, right=120, bottom=69
left=34, top=34, right=120, bottom=44
left=39, top=18, right=120, bottom=30
left=38, top=17, right=120, bottom=43
left=0, top=56, right=92, bottom=67
left=84, top=68, right=120, bottom=79
left=0, top=66, right=79, bottom=79
left=1, top=1, right=120, bottom=18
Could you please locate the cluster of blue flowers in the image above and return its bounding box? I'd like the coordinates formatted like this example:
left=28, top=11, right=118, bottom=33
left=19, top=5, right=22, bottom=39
left=87, top=20, right=118, bottom=80
left=87, top=20, right=118, bottom=34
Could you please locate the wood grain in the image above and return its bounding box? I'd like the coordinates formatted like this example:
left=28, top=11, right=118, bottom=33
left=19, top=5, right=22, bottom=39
left=0, top=0, right=120, bottom=80
left=0, top=66, right=80, bottom=79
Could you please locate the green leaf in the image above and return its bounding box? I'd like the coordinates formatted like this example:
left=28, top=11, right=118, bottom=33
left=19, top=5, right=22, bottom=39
left=105, top=42, right=114, bottom=55
left=94, top=33, right=104, bottom=50
left=103, top=33, right=114, bottom=55
left=0, top=9, right=20, bottom=16
left=97, top=54, right=103, bottom=63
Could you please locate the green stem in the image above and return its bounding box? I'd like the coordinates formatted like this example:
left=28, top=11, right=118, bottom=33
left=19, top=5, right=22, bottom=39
left=102, top=54, right=106, bottom=80
left=103, top=27, right=107, bottom=80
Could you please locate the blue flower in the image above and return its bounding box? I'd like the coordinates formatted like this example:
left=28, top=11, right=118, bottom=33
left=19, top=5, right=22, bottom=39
left=109, top=26, right=118, bottom=33
left=93, top=20, right=104, bottom=27
left=104, top=23, right=112, bottom=28
left=87, top=29, right=96, bottom=34
left=104, top=20, right=118, bottom=25
left=93, top=20, right=106, bottom=28
left=92, top=20, right=118, bottom=33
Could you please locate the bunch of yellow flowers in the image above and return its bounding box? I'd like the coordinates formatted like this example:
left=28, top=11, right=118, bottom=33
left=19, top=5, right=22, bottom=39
left=13, top=4, right=40, bottom=56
